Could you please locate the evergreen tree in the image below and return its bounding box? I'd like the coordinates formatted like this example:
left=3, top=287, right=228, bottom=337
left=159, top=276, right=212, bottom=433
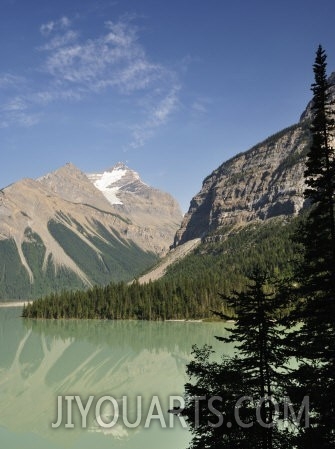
left=183, top=271, right=292, bottom=449
left=298, top=44, right=335, bottom=294
left=289, top=45, right=335, bottom=448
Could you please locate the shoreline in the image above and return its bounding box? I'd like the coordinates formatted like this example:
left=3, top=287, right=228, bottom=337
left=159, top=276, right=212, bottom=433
left=0, top=301, right=33, bottom=308
left=4, top=301, right=235, bottom=322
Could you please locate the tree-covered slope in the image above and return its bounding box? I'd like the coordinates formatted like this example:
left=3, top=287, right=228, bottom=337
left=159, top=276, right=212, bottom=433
left=1, top=223, right=157, bottom=300
left=23, top=215, right=301, bottom=319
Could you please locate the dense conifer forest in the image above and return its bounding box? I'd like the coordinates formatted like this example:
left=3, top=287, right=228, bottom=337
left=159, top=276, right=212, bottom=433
left=22, top=216, right=300, bottom=320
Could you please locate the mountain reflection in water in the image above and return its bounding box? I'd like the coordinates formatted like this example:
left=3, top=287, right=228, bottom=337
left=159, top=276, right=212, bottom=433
left=0, top=308, right=232, bottom=449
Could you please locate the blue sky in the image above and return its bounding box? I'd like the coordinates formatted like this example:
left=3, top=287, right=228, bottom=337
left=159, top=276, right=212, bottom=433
left=1, top=0, right=335, bottom=212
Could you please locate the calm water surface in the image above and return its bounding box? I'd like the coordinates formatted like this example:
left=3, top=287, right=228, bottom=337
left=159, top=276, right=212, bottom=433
left=0, top=306, right=232, bottom=449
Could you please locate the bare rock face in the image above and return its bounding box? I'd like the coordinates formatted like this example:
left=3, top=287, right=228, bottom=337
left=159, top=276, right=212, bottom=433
left=87, top=163, right=183, bottom=255
left=175, top=72, right=335, bottom=246
left=37, top=162, right=112, bottom=210
left=174, top=121, right=310, bottom=246
left=0, top=163, right=182, bottom=298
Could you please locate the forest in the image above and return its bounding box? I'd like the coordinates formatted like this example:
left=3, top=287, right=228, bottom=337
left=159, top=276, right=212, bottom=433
left=22, top=215, right=300, bottom=320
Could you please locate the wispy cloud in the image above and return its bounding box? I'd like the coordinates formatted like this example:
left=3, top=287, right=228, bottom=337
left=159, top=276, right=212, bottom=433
left=0, top=73, right=25, bottom=88
left=129, top=85, right=180, bottom=148
left=1, top=15, right=182, bottom=145
left=152, top=88, right=180, bottom=125
left=0, top=96, right=40, bottom=128
left=0, top=74, right=42, bottom=128
left=40, top=16, right=71, bottom=37
left=192, top=101, right=208, bottom=114
left=40, top=18, right=168, bottom=95
left=3, top=96, right=27, bottom=112
left=39, top=30, right=78, bottom=51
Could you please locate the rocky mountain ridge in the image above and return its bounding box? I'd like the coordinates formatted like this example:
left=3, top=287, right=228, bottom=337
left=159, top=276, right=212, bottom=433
left=87, top=163, right=181, bottom=237
left=174, top=72, right=335, bottom=246
left=87, top=162, right=146, bottom=205
left=174, top=120, right=312, bottom=246
left=0, top=163, right=182, bottom=298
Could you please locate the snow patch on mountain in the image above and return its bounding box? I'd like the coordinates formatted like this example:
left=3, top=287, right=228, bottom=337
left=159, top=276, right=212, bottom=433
left=88, top=165, right=128, bottom=205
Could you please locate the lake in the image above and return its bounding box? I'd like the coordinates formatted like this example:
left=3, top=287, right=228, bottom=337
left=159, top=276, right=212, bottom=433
left=0, top=306, right=232, bottom=449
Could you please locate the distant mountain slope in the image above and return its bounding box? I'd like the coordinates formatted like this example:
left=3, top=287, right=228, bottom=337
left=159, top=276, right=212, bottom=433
left=0, top=163, right=182, bottom=299
left=87, top=163, right=182, bottom=255
left=137, top=238, right=201, bottom=284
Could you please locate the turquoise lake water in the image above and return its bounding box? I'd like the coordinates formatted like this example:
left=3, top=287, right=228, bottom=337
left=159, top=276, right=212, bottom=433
left=0, top=306, right=232, bottom=449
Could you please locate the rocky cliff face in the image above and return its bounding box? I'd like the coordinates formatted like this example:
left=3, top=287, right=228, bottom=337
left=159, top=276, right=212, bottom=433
left=87, top=163, right=182, bottom=253
left=0, top=163, right=182, bottom=298
left=175, top=72, right=335, bottom=246
left=174, top=121, right=310, bottom=246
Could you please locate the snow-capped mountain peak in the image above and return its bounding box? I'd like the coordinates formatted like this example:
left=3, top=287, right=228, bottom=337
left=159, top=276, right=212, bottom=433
left=87, top=163, right=144, bottom=205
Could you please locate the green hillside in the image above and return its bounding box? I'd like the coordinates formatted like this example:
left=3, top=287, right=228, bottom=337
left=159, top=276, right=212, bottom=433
left=0, top=224, right=157, bottom=300
left=23, top=215, right=302, bottom=319
left=165, top=216, right=301, bottom=290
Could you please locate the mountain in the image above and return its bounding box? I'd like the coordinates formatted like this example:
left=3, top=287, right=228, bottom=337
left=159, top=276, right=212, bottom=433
left=87, top=162, right=182, bottom=254
left=140, top=76, right=335, bottom=285
left=136, top=118, right=311, bottom=284
left=174, top=72, right=335, bottom=246
left=0, top=163, right=182, bottom=299
left=174, top=121, right=310, bottom=246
